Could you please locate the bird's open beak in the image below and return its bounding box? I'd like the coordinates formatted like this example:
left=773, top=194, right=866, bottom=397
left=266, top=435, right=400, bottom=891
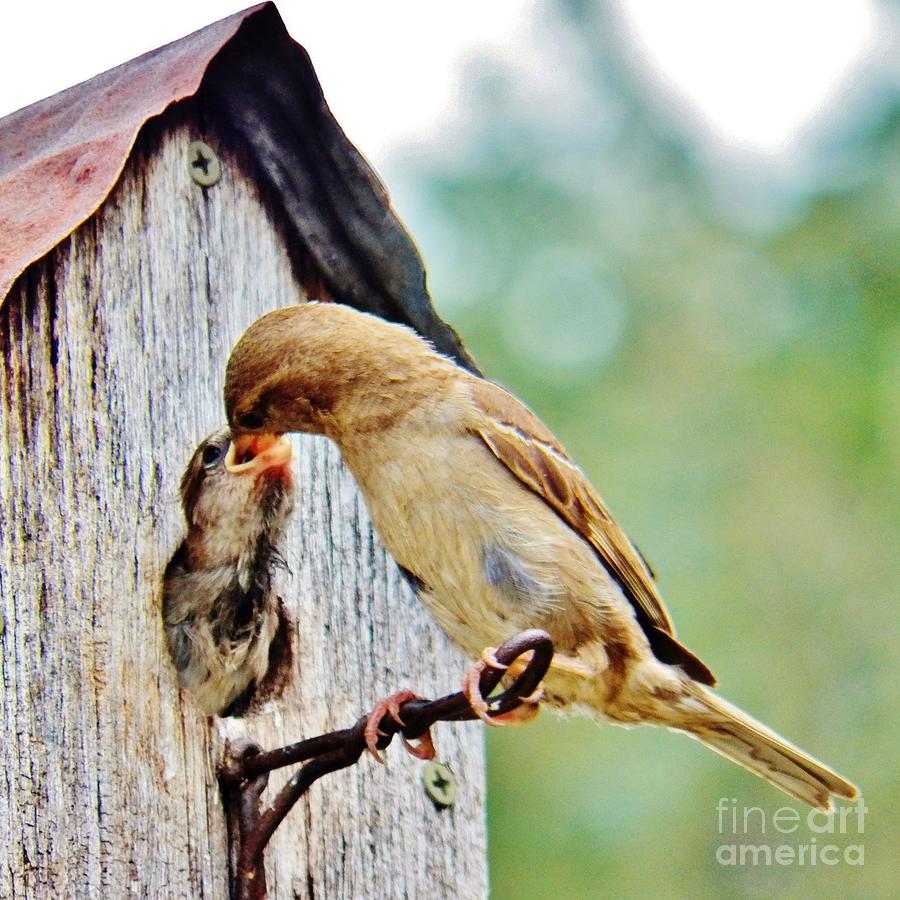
left=225, top=433, right=292, bottom=475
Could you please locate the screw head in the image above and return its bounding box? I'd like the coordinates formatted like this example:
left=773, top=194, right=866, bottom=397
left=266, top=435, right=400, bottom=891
left=188, top=140, right=221, bottom=187
left=422, top=760, right=458, bottom=809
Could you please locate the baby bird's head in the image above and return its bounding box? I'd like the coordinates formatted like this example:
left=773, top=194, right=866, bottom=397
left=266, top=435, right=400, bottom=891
left=180, top=428, right=294, bottom=570
left=224, top=302, right=455, bottom=442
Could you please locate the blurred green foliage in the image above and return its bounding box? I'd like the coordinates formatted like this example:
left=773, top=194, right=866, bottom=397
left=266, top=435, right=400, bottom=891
left=390, top=2, right=898, bottom=897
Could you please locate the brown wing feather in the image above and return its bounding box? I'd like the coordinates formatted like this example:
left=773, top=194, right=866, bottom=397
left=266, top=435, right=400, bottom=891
left=468, top=377, right=716, bottom=685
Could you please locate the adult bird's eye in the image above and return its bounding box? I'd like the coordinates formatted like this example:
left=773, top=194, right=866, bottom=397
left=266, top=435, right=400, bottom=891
left=238, top=411, right=265, bottom=430
left=201, top=444, right=225, bottom=468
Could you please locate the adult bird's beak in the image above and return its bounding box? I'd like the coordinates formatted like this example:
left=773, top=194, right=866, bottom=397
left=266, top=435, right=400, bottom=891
left=225, top=433, right=292, bottom=475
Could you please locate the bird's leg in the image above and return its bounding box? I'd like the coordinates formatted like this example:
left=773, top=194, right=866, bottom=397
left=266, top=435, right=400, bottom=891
left=364, top=690, right=437, bottom=763
left=508, top=650, right=595, bottom=681
left=464, top=647, right=595, bottom=726
left=463, top=647, right=545, bottom=727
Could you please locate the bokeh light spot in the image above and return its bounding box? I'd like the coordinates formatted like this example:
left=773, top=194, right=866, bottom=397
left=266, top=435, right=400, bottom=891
left=501, top=246, right=628, bottom=378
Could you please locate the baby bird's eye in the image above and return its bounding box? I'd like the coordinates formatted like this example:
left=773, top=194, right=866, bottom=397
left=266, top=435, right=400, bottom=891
left=201, top=443, right=225, bottom=469
left=238, top=411, right=265, bottom=430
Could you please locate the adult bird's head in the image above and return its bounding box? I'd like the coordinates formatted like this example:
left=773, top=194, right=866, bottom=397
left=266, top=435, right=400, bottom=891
left=224, top=302, right=456, bottom=446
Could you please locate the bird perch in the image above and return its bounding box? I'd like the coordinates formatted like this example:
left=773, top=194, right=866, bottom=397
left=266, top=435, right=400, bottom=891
left=220, top=630, right=553, bottom=900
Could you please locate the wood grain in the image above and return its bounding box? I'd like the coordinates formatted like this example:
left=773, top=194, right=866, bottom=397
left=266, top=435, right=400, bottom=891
left=0, top=114, right=487, bottom=898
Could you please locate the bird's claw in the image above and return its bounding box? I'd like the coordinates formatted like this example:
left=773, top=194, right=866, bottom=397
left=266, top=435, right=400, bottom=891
left=491, top=683, right=544, bottom=725
left=364, top=690, right=436, bottom=763
left=462, top=648, right=504, bottom=724
left=401, top=729, right=437, bottom=761
left=463, top=647, right=544, bottom=727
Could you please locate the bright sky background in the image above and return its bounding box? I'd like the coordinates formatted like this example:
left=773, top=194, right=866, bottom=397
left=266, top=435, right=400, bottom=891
left=616, top=0, right=880, bottom=152
left=0, top=0, right=885, bottom=167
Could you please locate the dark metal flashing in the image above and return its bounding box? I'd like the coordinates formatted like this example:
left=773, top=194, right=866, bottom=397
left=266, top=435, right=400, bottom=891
left=0, top=5, right=264, bottom=304
left=0, top=3, right=477, bottom=371
left=199, top=6, right=476, bottom=369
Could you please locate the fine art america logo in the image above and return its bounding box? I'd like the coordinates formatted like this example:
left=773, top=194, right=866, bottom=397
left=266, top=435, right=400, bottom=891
left=715, top=797, right=866, bottom=867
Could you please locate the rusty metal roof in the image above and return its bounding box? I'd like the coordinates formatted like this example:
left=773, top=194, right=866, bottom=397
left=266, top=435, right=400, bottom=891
left=0, top=2, right=476, bottom=370
left=0, top=4, right=266, bottom=303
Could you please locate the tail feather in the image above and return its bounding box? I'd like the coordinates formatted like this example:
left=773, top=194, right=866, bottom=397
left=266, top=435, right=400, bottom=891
left=677, top=682, right=858, bottom=810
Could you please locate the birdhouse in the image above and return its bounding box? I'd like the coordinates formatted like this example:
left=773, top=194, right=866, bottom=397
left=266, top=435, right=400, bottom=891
left=0, top=4, right=486, bottom=896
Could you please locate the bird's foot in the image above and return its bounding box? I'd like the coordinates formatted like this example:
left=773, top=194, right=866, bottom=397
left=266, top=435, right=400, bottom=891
left=491, top=685, right=544, bottom=725
left=463, top=648, right=505, bottom=724
left=364, top=690, right=436, bottom=764
left=463, top=647, right=544, bottom=726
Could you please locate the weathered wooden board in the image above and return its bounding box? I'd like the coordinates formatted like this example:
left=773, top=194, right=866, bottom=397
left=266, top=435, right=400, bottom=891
left=0, top=113, right=487, bottom=898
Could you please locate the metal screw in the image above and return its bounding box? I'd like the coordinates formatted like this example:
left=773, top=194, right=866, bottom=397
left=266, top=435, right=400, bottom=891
left=188, top=140, right=221, bottom=187
left=422, top=760, right=458, bottom=809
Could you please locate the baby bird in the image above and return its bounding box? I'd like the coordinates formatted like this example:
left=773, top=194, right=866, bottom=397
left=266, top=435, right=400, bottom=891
left=223, top=302, right=857, bottom=809
left=163, top=428, right=295, bottom=716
